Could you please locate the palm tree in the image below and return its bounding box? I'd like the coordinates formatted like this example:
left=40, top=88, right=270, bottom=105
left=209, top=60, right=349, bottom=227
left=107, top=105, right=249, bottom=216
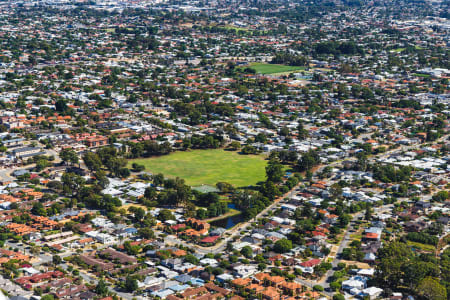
left=30, top=246, right=40, bottom=256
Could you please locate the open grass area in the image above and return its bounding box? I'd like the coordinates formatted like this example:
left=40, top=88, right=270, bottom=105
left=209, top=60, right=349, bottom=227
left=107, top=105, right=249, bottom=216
left=350, top=233, right=363, bottom=240
left=249, top=62, right=306, bottom=74
left=129, top=149, right=268, bottom=188
left=413, top=73, right=431, bottom=78
left=407, top=240, right=436, bottom=252
left=392, top=46, right=424, bottom=53
left=221, top=25, right=250, bottom=33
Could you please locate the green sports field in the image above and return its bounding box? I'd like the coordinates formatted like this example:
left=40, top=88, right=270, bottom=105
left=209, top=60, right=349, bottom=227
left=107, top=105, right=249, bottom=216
left=249, top=62, right=306, bottom=74
left=129, top=149, right=268, bottom=188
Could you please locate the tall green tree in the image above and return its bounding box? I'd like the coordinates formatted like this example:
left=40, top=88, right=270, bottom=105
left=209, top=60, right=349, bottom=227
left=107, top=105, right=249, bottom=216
left=416, top=277, right=447, bottom=300
left=60, top=148, right=78, bottom=165
left=266, top=159, right=284, bottom=183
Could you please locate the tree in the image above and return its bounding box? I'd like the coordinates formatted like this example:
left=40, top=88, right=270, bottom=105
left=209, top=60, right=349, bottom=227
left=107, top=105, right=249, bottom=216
left=279, top=127, right=290, bottom=137
left=60, top=148, right=78, bottom=165
left=196, top=208, right=207, bottom=219
left=138, top=227, right=155, bottom=239
left=274, top=239, right=292, bottom=253
left=131, top=163, right=145, bottom=172
left=124, top=276, right=138, bottom=292
left=330, top=281, right=341, bottom=291
left=82, top=152, right=102, bottom=172
left=153, top=173, right=164, bottom=186
left=432, top=190, right=449, bottom=202
left=105, top=157, right=127, bottom=177
left=258, top=263, right=267, bottom=271
left=241, top=145, right=258, bottom=155
left=30, top=245, right=40, bottom=255
left=313, top=285, right=324, bottom=291
left=216, top=182, right=235, bottom=193
left=266, top=160, right=284, bottom=183
left=62, top=172, right=85, bottom=197
left=55, top=100, right=68, bottom=112
left=158, top=209, right=175, bottom=221
left=129, top=206, right=145, bottom=221
left=35, top=159, right=51, bottom=171
left=338, top=214, right=351, bottom=228
left=47, top=180, right=63, bottom=191
left=298, top=122, right=309, bottom=139
left=297, top=150, right=319, bottom=172
left=260, top=180, right=280, bottom=200
left=31, top=202, right=47, bottom=216
left=94, top=170, right=109, bottom=188
left=95, top=279, right=108, bottom=296
left=416, top=277, right=447, bottom=300
left=119, top=242, right=138, bottom=257
left=333, top=294, right=345, bottom=300
left=228, top=141, right=241, bottom=151
left=184, top=254, right=199, bottom=265
left=365, top=207, right=372, bottom=221
left=241, top=246, right=253, bottom=258
left=52, top=255, right=62, bottom=265
left=329, top=183, right=342, bottom=199
left=174, top=179, right=192, bottom=206
left=404, top=261, right=440, bottom=289
left=375, top=242, right=413, bottom=288
left=144, top=186, right=157, bottom=200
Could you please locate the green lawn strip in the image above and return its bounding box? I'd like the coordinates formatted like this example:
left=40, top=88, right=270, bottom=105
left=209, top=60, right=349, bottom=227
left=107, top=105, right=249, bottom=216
left=249, top=62, right=306, bottom=74
left=221, top=25, right=250, bottom=32
left=413, top=73, right=431, bottom=78
left=406, top=240, right=436, bottom=252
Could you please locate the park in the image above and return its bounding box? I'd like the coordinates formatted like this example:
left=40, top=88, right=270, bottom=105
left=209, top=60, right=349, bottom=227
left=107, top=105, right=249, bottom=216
left=128, top=149, right=268, bottom=188
left=249, top=62, right=306, bottom=74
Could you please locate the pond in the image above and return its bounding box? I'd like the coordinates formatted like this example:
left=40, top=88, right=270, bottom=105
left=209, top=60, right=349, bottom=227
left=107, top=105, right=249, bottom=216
left=210, top=213, right=244, bottom=229
left=209, top=203, right=244, bottom=229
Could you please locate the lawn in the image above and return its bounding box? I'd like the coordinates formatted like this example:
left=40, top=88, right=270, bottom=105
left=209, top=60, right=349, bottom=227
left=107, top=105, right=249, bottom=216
left=407, top=241, right=436, bottom=252
left=413, top=73, right=431, bottom=78
left=392, top=46, right=424, bottom=53
left=129, top=149, right=268, bottom=188
left=249, top=63, right=306, bottom=74
left=221, top=25, right=250, bottom=33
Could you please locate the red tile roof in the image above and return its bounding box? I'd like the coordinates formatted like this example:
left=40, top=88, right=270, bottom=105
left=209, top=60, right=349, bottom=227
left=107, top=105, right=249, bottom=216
left=299, top=259, right=321, bottom=268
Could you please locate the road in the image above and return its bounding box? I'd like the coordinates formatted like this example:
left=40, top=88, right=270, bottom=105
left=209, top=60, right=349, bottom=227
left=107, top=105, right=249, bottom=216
left=6, top=240, right=135, bottom=300
left=164, top=182, right=303, bottom=254
left=0, top=147, right=61, bottom=183
left=294, top=204, right=394, bottom=295
left=59, top=261, right=134, bottom=300
left=293, top=212, right=361, bottom=297
left=4, top=241, right=53, bottom=266
left=0, top=165, right=31, bottom=183
left=321, top=212, right=363, bottom=289
left=316, top=132, right=449, bottom=176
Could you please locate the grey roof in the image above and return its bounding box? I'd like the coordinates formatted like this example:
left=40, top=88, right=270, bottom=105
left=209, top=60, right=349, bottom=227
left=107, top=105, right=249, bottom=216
left=11, top=146, right=41, bottom=153
left=174, top=274, right=192, bottom=283
left=12, top=169, right=29, bottom=176
left=20, top=151, right=47, bottom=158
left=210, top=228, right=226, bottom=236
left=10, top=297, right=29, bottom=300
